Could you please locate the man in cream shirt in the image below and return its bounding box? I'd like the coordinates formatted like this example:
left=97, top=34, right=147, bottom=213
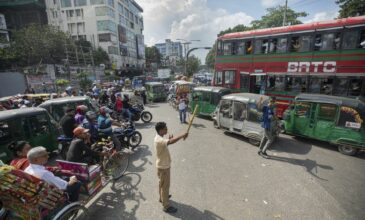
left=154, top=122, right=188, bottom=213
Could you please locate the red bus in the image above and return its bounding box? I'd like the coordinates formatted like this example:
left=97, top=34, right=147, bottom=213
left=213, top=16, right=365, bottom=117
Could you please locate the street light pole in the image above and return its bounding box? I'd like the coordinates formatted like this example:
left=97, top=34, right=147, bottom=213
left=176, top=39, right=200, bottom=75
left=185, top=47, right=212, bottom=76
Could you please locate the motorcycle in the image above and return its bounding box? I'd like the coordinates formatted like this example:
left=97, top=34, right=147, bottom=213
left=57, top=135, right=73, bottom=159
left=113, top=122, right=142, bottom=149
left=127, top=104, right=153, bottom=123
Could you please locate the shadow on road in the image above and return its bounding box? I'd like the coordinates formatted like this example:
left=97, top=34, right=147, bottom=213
left=128, top=145, right=152, bottom=173
left=87, top=173, right=145, bottom=220
left=192, top=123, right=206, bottom=129
left=268, top=155, right=333, bottom=181
left=169, top=200, right=224, bottom=220
left=272, top=136, right=312, bottom=155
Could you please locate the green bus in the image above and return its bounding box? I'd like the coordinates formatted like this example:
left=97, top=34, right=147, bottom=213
left=190, top=86, right=231, bottom=117
left=284, top=94, right=365, bottom=156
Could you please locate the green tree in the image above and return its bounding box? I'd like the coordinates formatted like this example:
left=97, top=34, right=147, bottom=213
left=77, top=72, right=93, bottom=91
left=205, top=42, right=216, bottom=70
left=55, top=79, right=70, bottom=94
left=218, top=24, right=252, bottom=37
left=251, top=6, right=308, bottom=29
left=92, top=47, right=110, bottom=65
left=336, top=0, right=365, bottom=18
left=145, top=46, right=162, bottom=65
left=177, top=55, right=201, bottom=76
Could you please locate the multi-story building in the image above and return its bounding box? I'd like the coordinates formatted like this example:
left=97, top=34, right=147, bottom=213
left=46, top=0, right=145, bottom=69
left=155, top=39, right=183, bottom=67
left=0, top=13, right=9, bottom=46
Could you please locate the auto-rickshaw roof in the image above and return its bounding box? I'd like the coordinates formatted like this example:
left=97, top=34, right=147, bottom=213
left=39, top=96, right=89, bottom=106
left=193, top=86, right=230, bottom=93
left=145, top=82, right=164, bottom=86
left=296, top=94, right=365, bottom=112
left=0, top=107, right=48, bottom=121
left=222, top=93, right=269, bottom=103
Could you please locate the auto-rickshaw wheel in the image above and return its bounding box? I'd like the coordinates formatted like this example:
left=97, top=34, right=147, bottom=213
left=249, top=138, right=261, bottom=146
left=338, top=145, right=358, bottom=156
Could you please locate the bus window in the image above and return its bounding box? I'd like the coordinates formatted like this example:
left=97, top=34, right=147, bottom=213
left=262, top=39, right=269, bottom=54
left=217, top=40, right=223, bottom=55
left=237, top=42, right=245, bottom=55
left=254, top=39, right=263, bottom=54
left=276, top=37, right=288, bottom=53
left=359, top=30, right=365, bottom=49
left=223, top=42, right=232, bottom=55
left=267, top=75, right=285, bottom=91
left=268, top=39, right=277, bottom=53
left=290, top=35, right=312, bottom=52
left=215, top=72, right=223, bottom=85
left=285, top=76, right=307, bottom=93
left=245, top=41, right=253, bottom=54
left=224, top=71, right=235, bottom=85
left=309, top=77, right=334, bottom=95
left=333, top=78, right=349, bottom=96
left=343, top=30, right=358, bottom=49
left=348, top=78, right=363, bottom=96
left=314, top=33, right=341, bottom=51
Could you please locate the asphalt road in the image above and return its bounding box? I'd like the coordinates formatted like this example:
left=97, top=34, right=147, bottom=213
left=85, top=102, right=365, bottom=220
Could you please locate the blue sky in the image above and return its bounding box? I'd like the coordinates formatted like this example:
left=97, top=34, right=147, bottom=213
left=137, top=0, right=340, bottom=63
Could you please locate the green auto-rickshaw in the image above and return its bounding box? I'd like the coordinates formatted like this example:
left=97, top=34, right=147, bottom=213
left=0, top=108, right=60, bottom=163
left=284, top=94, right=365, bottom=156
left=190, top=86, right=231, bottom=117
left=39, top=96, right=96, bottom=122
left=145, top=82, right=167, bottom=102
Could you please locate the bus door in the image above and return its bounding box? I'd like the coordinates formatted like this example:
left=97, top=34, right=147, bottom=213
left=232, top=101, right=247, bottom=132
left=218, top=99, right=232, bottom=130
left=312, top=103, right=338, bottom=140
left=249, top=74, right=267, bottom=94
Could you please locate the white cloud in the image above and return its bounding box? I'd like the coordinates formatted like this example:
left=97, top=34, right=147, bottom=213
left=261, top=0, right=283, bottom=8
left=304, top=11, right=339, bottom=23
left=137, top=0, right=253, bottom=62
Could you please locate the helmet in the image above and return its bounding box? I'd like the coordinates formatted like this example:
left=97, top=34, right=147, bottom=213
left=85, top=111, right=96, bottom=120
left=76, top=105, right=88, bottom=113
left=65, top=86, right=73, bottom=91
left=99, top=106, right=112, bottom=115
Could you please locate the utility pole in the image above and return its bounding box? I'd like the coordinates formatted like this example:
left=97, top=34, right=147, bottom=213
left=283, top=0, right=288, bottom=26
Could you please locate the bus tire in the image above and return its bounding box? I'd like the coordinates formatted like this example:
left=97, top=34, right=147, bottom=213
left=338, top=145, right=358, bottom=156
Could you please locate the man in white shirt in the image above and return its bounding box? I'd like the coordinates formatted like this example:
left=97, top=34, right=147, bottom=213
left=24, top=146, right=81, bottom=202
left=154, top=122, right=188, bottom=213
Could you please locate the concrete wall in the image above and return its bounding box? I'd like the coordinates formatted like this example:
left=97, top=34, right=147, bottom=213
left=0, top=72, right=26, bottom=97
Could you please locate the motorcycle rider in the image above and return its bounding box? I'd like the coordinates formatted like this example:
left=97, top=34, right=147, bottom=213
left=97, top=107, right=122, bottom=151
left=82, top=111, right=99, bottom=142
left=75, top=105, right=88, bottom=125
left=122, top=94, right=132, bottom=122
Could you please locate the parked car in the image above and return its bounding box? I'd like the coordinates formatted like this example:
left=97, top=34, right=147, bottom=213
left=0, top=108, right=59, bottom=163
left=283, top=94, right=365, bottom=156
left=216, top=93, right=279, bottom=145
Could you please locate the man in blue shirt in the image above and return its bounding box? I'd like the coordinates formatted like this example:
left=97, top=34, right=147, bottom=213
left=97, top=107, right=122, bottom=151
left=258, top=97, right=275, bottom=159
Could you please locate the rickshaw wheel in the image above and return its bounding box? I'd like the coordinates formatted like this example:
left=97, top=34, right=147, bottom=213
left=54, top=204, right=88, bottom=220
left=105, top=152, right=129, bottom=180
left=338, top=145, right=358, bottom=156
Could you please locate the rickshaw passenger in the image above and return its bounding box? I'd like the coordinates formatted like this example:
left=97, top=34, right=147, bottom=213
left=25, top=146, right=81, bottom=202
left=66, top=127, right=108, bottom=164
left=9, top=141, right=31, bottom=170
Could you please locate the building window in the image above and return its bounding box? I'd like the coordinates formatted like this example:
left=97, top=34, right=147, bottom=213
left=77, top=22, right=85, bottom=33
left=66, top=10, right=74, bottom=19
left=90, top=0, right=104, bottom=5
left=97, top=20, right=117, bottom=33
left=108, top=46, right=118, bottom=54
left=75, top=9, right=83, bottom=17
left=130, top=22, right=134, bottom=29
left=118, top=3, right=123, bottom=14
left=95, top=6, right=115, bottom=18
left=61, top=0, right=72, bottom=7
left=74, top=0, right=87, bottom=6
left=107, top=0, right=114, bottom=7
left=99, top=33, right=111, bottom=42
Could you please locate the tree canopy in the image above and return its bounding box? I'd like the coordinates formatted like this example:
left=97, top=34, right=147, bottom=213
left=177, top=55, right=201, bottom=76
left=145, top=46, right=162, bottom=65
left=336, top=0, right=365, bottom=18
left=251, top=6, right=308, bottom=29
